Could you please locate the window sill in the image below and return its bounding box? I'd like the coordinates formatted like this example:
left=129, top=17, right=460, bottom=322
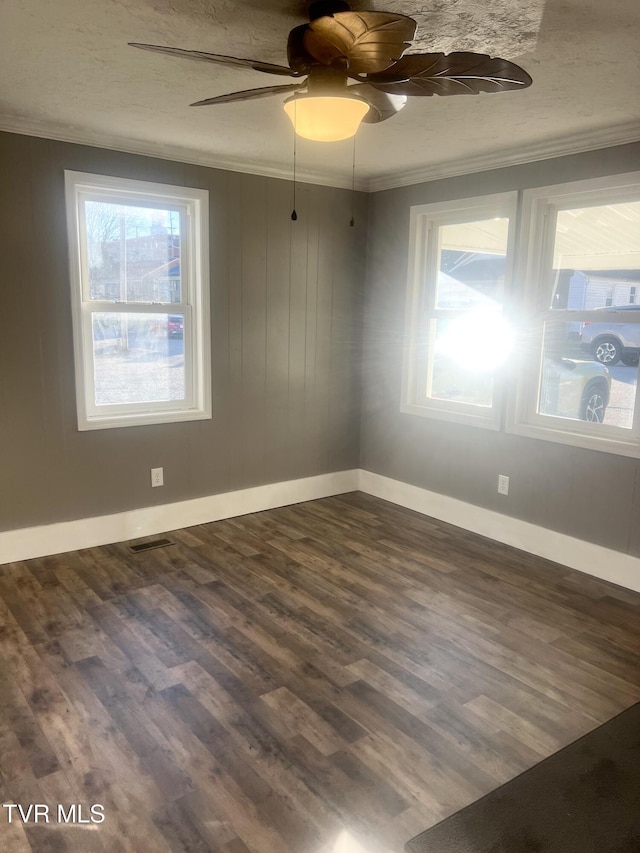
left=78, top=406, right=212, bottom=431
left=506, top=419, right=640, bottom=458
left=400, top=400, right=501, bottom=430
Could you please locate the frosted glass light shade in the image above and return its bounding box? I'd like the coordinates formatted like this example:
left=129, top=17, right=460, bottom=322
left=284, top=95, right=369, bottom=142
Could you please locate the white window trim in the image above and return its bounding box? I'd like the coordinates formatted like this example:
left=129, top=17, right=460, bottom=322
left=506, top=171, right=640, bottom=457
left=65, top=171, right=211, bottom=430
left=402, top=191, right=518, bottom=430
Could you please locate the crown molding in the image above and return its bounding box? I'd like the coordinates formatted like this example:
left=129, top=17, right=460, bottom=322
left=0, top=117, right=368, bottom=192
left=1, top=116, right=639, bottom=194
left=366, top=122, right=640, bottom=193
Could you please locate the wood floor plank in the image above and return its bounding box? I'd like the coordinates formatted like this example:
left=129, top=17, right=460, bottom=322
left=260, top=686, right=346, bottom=756
left=1, top=492, right=639, bottom=852
left=32, top=636, right=176, bottom=852
left=160, top=669, right=344, bottom=848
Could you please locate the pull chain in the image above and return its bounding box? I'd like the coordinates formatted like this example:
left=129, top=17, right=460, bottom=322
left=350, top=134, right=356, bottom=227
left=291, top=103, right=298, bottom=221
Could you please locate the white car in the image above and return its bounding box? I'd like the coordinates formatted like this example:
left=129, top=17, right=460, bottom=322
left=580, top=305, right=640, bottom=366
left=540, top=358, right=611, bottom=423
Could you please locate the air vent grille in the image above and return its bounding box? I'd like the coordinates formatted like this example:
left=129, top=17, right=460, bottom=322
left=129, top=538, right=174, bottom=553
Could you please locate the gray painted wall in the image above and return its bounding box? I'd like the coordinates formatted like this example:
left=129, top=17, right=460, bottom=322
left=3, top=128, right=639, bottom=558
left=361, top=142, right=640, bottom=557
left=0, top=131, right=366, bottom=532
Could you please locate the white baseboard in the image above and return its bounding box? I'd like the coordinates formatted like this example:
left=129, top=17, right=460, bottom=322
left=2, top=467, right=639, bottom=595
left=0, top=470, right=360, bottom=565
left=359, top=469, right=640, bottom=594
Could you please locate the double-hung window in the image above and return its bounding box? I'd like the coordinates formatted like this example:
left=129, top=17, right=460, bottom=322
left=509, top=172, right=640, bottom=456
left=65, top=171, right=211, bottom=430
left=402, top=192, right=517, bottom=429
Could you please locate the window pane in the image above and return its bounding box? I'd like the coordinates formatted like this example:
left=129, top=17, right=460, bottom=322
left=428, top=319, right=494, bottom=407
left=538, top=320, right=636, bottom=429
left=84, top=201, right=182, bottom=303
left=550, top=201, right=640, bottom=309
left=435, top=218, right=509, bottom=309
left=92, top=313, right=185, bottom=406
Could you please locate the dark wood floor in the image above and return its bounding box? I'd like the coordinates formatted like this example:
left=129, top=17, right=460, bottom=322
left=1, top=492, right=640, bottom=853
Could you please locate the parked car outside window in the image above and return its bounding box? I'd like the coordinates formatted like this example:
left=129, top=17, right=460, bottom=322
left=580, top=305, right=640, bottom=365
left=168, top=314, right=184, bottom=338
left=539, top=358, right=611, bottom=423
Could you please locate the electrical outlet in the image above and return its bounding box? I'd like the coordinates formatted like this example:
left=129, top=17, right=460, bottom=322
left=151, top=467, right=164, bottom=488
left=497, top=474, right=509, bottom=496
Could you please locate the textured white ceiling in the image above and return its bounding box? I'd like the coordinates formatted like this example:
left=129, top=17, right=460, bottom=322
left=1, top=0, right=639, bottom=189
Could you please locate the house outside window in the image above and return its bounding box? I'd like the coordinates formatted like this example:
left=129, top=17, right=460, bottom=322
left=65, top=171, right=211, bottom=430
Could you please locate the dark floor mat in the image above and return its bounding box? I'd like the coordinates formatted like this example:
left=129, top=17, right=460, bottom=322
left=405, top=702, right=640, bottom=853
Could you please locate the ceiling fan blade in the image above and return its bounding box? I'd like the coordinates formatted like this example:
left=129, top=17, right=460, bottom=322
left=303, top=11, right=416, bottom=75
left=129, top=43, right=299, bottom=77
left=367, top=52, right=532, bottom=96
left=347, top=84, right=407, bottom=123
left=190, top=83, right=306, bottom=107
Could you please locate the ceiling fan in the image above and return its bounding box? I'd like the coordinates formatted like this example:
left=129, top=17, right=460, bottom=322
left=130, top=0, right=532, bottom=142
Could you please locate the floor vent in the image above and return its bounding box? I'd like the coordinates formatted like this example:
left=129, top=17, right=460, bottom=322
left=129, top=538, right=174, bottom=553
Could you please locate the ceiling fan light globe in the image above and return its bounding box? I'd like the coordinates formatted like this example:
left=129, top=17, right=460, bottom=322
left=284, top=94, right=369, bottom=141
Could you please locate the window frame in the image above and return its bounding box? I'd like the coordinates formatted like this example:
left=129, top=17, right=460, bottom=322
left=65, top=171, right=211, bottom=431
left=401, top=191, right=518, bottom=430
left=507, top=172, right=640, bottom=457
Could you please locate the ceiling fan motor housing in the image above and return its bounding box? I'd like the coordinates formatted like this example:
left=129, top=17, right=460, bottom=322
left=309, top=1, right=351, bottom=21
left=306, top=63, right=350, bottom=95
